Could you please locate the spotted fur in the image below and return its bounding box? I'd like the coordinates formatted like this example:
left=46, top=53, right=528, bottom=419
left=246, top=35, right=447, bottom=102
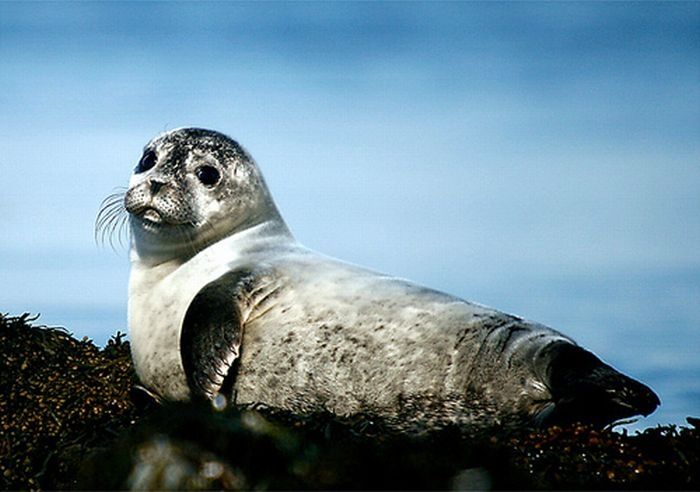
left=123, top=128, right=659, bottom=435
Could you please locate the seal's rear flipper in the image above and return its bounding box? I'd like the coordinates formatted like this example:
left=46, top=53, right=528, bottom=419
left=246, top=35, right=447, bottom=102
left=537, top=342, right=660, bottom=427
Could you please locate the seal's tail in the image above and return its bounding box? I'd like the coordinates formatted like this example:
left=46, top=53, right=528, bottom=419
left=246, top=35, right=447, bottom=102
left=536, top=342, right=660, bottom=427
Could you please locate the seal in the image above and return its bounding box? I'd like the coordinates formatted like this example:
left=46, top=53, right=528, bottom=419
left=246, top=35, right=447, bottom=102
left=111, top=127, right=659, bottom=434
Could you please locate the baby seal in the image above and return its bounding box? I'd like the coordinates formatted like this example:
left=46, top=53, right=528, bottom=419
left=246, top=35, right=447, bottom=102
left=114, top=128, right=658, bottom=434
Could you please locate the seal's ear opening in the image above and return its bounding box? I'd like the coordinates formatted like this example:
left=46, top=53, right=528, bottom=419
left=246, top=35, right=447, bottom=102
left=180, top=271, right=247, bottom=401
left=540, top=343, right=660, bottom=427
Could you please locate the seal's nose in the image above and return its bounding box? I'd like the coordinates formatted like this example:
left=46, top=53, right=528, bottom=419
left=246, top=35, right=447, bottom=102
left=149, top=177, right=166, bottom=195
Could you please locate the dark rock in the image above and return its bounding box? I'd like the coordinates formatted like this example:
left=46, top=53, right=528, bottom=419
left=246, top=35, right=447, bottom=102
left=1, top=312, right=698, bottom=490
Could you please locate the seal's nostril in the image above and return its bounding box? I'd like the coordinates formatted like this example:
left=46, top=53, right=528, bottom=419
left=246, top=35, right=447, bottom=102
left=149, top=178, right=165, bottom=195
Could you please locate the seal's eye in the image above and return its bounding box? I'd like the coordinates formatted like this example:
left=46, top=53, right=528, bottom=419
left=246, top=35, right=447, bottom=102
left=136, top=150, right=157, bottom=174
left=196, top=166, right=221, bottom=187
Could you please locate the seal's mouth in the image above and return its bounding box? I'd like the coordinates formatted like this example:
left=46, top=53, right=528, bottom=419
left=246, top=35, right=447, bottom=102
left=132, top=207, right=189, bottom=231
left=142, top=208, right=162, bottom=224
left=134, top=212, right=166, bottom=234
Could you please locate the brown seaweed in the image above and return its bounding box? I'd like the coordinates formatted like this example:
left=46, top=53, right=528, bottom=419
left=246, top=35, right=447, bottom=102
left=1, top=313, right=697, bottom=490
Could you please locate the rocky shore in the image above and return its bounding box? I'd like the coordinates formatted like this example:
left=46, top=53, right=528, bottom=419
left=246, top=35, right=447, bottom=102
left=1, top=313, right=698, bottom=490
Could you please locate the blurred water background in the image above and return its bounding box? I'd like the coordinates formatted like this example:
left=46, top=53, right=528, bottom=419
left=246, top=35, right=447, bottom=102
left=1, top=2, right=698, bottom=431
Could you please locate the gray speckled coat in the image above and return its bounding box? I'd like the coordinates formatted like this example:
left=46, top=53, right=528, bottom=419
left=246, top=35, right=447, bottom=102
left=130, top=220, right=571, bottom=433
left=124, top=127, right=658, bottom=435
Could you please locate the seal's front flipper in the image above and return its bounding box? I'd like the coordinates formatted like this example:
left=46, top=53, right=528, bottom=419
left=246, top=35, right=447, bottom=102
left=537, top=342, right=660, bottom=427
left=181, top=271, right=248, bottom=401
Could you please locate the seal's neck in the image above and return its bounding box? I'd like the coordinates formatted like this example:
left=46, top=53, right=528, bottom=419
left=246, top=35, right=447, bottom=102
left=131, top=215, right=294, bottom=269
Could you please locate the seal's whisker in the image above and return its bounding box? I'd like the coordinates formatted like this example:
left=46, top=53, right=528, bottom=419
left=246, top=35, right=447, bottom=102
left=108, top=214, right=126, bottom=252
left=96, top=190, right=128, bottom=250
left=97, top=207, right=121, bottom=235
left=96, top=205, right=122, bottom=230
left=117, top=214, right=130, bottom=249
left=103, top=212, right=124, bottom=251
left=96, top=194, right=124, bottom=221
left=99, top=191, right=126, bottom=208
left=96, top=210, right=115, bottom=245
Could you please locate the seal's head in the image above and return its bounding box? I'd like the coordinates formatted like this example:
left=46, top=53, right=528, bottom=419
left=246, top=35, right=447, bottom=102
left=124, top=128, right=283, bottom=262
